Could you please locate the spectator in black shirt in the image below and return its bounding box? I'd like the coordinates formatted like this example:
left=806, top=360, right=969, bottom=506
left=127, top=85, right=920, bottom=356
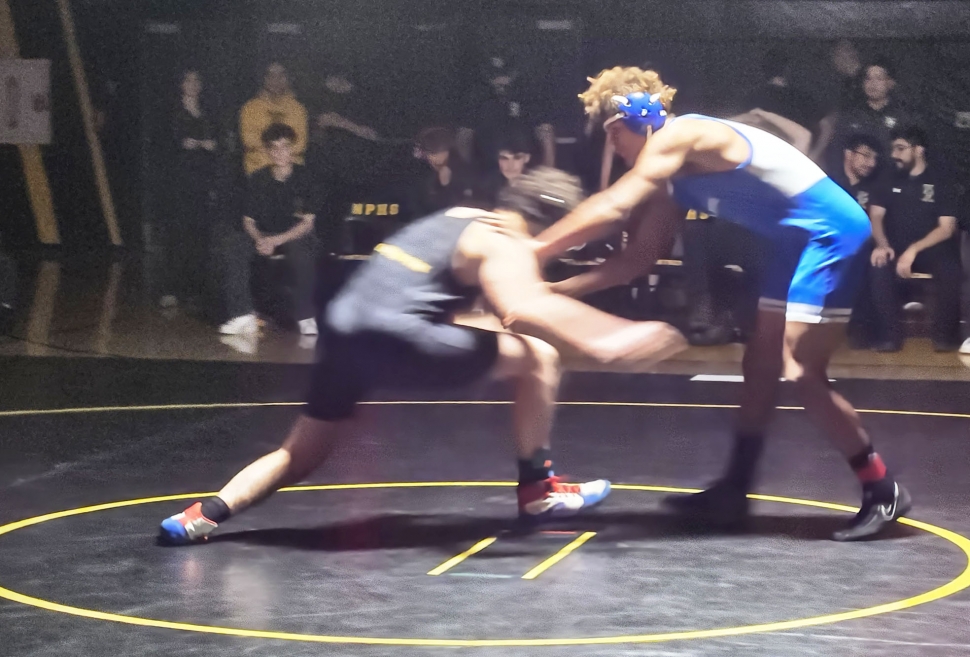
left=161, top=70, right=220, bottom=309
left=409, top=127, right=477, bottom=217
left=476, top=130, right=533, bottom=208
left=457, top=55, right=555, bottom=174
left=831, top=133, right=882, bottom=348
left=866, top=126, right=962, bottom=351
left=219, top=124, right=319, bottom=336
left=824, top=59, right=914, bottom=175
left=830, top=133, right=881, bottom=208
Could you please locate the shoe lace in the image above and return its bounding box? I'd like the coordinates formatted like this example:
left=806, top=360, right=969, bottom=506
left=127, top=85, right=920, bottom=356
left=547, top=476, right=582, bottom=494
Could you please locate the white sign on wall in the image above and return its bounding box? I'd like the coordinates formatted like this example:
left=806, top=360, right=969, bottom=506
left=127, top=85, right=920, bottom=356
left=0, top=59, right=51, bottom=145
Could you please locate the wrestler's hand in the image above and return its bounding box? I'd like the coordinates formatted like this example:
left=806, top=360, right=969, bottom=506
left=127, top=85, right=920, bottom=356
left=871, top=245, right=894, bottom=268
left=895, top=247, right=917, bottom=279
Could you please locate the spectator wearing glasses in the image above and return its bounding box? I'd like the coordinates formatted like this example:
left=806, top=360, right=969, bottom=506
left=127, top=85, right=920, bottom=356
left=830, top=133, right=883, bottom=348
left=866, top=126, right=962, bottom=352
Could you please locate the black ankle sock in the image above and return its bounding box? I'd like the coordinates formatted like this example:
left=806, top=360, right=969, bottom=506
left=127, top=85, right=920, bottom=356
left=200, top=496, right=231, bottom=523
left=863, top=477, right=896, bottom=502
left=723, top=432, right=765, bottom=492
left=518, top=448, right=553, bottom=484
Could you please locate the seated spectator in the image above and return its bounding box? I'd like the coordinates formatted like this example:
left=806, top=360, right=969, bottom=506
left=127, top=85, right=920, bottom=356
left=476, top=130, right=533, bottom=207
left=830, top=133, right=882, bottom=206
left=219, top=124, right=319, bottom=336
left=865, top=126, right=962, bottom=352
left=409, top=127, right=477, bottom=217
left=457, top=54, right=555, bottom=173
left=239, top=63, right=309, bottom=176
left=829, top=133, right=883, bottom=347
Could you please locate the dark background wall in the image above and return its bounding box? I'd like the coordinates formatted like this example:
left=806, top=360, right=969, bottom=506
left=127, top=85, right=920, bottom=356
left=3, top=0, right=970, bottom=251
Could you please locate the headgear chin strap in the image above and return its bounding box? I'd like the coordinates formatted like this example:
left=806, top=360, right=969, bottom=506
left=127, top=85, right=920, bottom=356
left=606, top=92, right=668, bottom=135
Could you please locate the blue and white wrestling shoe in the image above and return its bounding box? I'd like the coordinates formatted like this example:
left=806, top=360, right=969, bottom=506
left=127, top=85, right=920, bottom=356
left=517, top=477, right=611, bottom=521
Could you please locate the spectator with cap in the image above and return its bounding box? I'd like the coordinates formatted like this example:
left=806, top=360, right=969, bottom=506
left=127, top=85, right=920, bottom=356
left=866, top=125, right=962, bottom=352
left=239, top=63, right=309, bottom=176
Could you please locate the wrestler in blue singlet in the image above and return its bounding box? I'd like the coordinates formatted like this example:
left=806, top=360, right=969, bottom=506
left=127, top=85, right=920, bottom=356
left=667, top=114, right=872, bottom=324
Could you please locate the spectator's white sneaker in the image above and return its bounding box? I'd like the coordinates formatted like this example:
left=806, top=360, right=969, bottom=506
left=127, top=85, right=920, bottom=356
left=219, top=313, right=258, bottom=335
left=960, top=338, right=970, bottom=355
left=299, top=318, right=318, bottom=335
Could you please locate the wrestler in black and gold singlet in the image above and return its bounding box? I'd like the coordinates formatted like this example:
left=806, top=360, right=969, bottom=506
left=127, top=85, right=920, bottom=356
left=306, top=210, right=499, bottom=420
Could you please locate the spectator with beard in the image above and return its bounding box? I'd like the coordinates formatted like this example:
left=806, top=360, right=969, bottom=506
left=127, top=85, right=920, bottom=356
left=866, top=126, right=962, bottom=352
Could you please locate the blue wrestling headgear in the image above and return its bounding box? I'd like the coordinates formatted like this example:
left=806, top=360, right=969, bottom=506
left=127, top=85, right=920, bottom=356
left=607, top=92, right=668, bottom=135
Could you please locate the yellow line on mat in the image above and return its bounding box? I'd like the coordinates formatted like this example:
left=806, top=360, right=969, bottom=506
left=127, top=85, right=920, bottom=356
left=2, top=400, right=970, bottom=420
left=521, top=531, right=597, bottom=580
left=427, top=537, right=498, bottom=576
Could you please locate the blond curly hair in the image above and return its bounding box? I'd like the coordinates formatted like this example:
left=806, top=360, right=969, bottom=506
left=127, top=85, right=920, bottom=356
left=579, top=67, right=677, bottom=125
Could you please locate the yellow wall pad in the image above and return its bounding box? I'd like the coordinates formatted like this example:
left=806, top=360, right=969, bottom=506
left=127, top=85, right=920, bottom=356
left=55, top=0, right=121, bottom=246
left=0, top=482, right=968, bottom=647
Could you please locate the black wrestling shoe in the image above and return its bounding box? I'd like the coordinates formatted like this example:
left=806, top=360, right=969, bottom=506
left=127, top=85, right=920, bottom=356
left=832, top=482, right=912, bottom=542
left=662, top=480, right=750, bottom=529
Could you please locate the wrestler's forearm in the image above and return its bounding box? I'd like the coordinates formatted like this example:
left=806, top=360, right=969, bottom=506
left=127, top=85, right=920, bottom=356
left=535, top=194, right=628, bottom=261
left=551, top=256, right=643, bottom=298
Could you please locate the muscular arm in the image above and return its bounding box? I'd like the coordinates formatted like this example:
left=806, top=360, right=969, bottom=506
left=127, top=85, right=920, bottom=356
left=551, top=198, right=685, bottom=298
left=472, top=229, right=687, bottom=365
left=534, top=125, right=696, bottom=262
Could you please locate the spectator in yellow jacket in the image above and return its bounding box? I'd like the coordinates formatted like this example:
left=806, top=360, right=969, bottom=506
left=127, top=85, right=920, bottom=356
left=239, top=63, right=308, bottom=175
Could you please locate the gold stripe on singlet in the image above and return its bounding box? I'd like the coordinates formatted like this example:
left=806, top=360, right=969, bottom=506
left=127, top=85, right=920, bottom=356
left=373, top=243, right=433, bottom=273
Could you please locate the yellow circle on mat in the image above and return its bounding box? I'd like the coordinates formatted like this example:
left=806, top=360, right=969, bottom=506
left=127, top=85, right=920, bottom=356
left=0, top=482, right=968, bottom=647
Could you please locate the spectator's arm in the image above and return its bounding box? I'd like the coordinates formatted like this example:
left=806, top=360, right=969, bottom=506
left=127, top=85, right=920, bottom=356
left=868, top=204, right=891, bottom=249
left=809, top=112, right=837, bottom=164
left=896, top=216, right=958, bottom=278
left=317, top=112, right=379, bottom=140
left=243, top=216, right=262, bottom=243
left=752, top=109, right=812, bottom=154
left=909, top=216, right=958, bottom=254
left=272, top=214, right=316, bottom=247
